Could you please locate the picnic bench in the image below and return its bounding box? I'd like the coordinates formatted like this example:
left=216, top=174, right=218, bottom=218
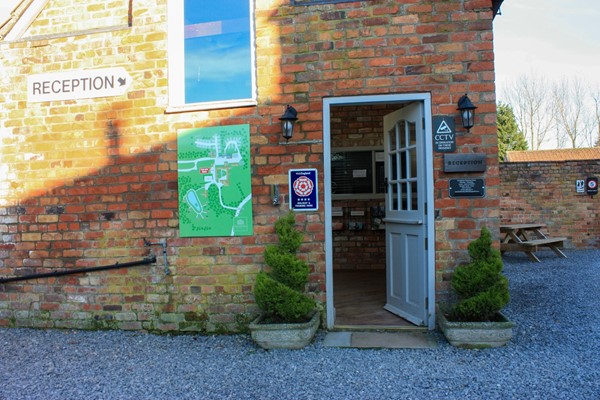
left=500, top=223, right=567, bottom=263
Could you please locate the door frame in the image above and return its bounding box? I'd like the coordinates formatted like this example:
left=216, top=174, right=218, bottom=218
left=323, top=93, right=435, bottom=330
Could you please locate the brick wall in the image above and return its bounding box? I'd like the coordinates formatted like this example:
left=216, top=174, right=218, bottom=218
left=0, top=0, right=501, bottom=331
left=23, top=0, right=130, bottom=37
left=332, top=199, right=386, bottom=270
left=500, top=160, right=600, bottom=249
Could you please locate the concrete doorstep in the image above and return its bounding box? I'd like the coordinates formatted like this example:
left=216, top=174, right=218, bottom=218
left=322, top=331, right=438, bottom=349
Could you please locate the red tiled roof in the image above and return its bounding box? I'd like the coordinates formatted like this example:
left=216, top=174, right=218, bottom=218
left=505, top=148, right=600, bottom=162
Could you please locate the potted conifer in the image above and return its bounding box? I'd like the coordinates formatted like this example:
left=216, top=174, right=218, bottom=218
left=249, top=212, right=319, bottom=349
left=437, top=227, right=515, bottom=348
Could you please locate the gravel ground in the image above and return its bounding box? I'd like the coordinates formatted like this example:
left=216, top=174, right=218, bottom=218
left=1, top=249, right=599, bottom=400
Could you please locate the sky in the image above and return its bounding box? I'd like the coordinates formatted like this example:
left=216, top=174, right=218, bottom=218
left=493, top=0, right=600, bottom=102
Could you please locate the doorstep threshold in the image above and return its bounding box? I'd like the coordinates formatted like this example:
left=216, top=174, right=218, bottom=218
left=323, top=330, right=437, bottom=349
left=333, top=324, right=428, bottom=332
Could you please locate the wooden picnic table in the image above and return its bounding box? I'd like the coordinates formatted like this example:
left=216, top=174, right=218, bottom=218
left=500, top=223, right=567, bottom=262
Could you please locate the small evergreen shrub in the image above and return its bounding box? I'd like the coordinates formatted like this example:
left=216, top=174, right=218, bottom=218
left=449, top=227, right=510, bottom=322
left=254, top=212, right=315, bottom=323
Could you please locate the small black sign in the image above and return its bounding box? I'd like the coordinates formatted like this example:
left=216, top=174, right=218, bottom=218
left=444, top=154, right=487, bottom=173
left=432, top=116, right=456, bottom=153
left=586, top=177, right=598, bottom=195
left=449, top=178, right=485, bottom=198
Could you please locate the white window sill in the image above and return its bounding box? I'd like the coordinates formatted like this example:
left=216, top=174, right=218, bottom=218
left=165, top=99, right=258, bottom=114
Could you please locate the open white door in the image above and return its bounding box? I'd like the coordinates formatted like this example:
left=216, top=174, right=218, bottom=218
left=383, top=102, right=428, bottom=326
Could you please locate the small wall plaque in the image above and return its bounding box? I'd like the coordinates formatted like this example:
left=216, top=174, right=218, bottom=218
left=444, top=154, right=487, bottom=173
left=432, top=116, right=456, bottom=153
left=576, top=179, right=585, bottom=194
left=449, top=178, right=485, bottom=198
left=289, top=168, right=318, bottom=211
left=586, top=177, right=598, bottom=195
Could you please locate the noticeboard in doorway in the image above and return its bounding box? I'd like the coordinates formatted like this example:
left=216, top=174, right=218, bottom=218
left=331, top=149, right=385, bottom=197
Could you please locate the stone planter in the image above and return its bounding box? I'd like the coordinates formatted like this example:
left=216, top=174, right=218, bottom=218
left=249, top=311, right=320, bottom=350
left=437, top=306, right=515, bottom=348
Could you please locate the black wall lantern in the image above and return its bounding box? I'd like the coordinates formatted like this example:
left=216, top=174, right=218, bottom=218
left=279, top=105, right=298, bottom=141
left=457, top=94, right=477, bottom=132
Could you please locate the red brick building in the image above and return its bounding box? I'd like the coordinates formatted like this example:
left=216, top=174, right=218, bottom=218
left=501, top=148, right=600, bottom=249
left=0, top=0, right=504, bottom=332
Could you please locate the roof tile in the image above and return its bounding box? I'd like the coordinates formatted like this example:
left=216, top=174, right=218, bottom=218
left=505, top=148, right=600, bottom=162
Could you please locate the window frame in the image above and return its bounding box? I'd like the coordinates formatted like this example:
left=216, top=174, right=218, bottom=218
left=291, top=0, right=369, bottom=5
left=166, top=0, right=258, bottom=113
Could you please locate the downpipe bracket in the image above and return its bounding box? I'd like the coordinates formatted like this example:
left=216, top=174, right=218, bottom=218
left=144, top=238, right=170, bottom=275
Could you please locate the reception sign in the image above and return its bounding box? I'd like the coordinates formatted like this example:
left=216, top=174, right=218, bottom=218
left=28, top=67, right=131, bottom=102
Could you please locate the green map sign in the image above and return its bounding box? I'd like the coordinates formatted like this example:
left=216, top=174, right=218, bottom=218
left=177, top=124, right=253, bottom=237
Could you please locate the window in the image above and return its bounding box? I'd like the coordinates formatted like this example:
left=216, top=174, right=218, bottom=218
left=167, top=0, right=257, bottom=112
left=291, top=0, right=367, bottom=5
left=331, top=148, right=385, bottom=199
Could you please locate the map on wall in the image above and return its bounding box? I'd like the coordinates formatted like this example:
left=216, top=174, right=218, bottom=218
left=177, top=124, right=253, bottom=237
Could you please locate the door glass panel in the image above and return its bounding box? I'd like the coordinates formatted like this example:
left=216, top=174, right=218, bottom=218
left=390, top=152, right=398, bottom=181
left=409, top=147, right=417, bottom=178
left=410, top=181, right=418, bottom=211
left=403, top=182, right=409, bottom=211
left=399, top=121, right=406, bottom=148
left=389, top=127, right=396, bottom=149
left=408, top=121, right=416, bottom=146
left=391, top=182, right=399, bottom=211
left=400, top=151, right=407, bottom=180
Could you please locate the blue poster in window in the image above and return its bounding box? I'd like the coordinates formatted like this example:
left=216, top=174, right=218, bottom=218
left=289, top=169, right=318, bottom=211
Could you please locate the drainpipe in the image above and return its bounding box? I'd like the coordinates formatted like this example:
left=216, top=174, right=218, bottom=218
left=0, top=256, right=157, bottom=285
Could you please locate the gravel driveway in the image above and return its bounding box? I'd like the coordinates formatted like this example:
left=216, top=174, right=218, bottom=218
left=1, top=249, right=599, bottom=399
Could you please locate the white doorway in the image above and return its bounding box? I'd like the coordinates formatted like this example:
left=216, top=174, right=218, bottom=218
left=323, top=94, right=435, bottom=330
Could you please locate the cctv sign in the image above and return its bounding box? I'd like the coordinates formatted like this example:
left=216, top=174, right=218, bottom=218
left=432, top=116, right=456, bottom=152
left=28, top=67, right=132, bottom=102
